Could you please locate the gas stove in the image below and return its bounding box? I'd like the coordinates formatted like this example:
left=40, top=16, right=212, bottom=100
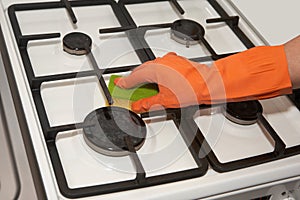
left=1, top=0, right=300, bottom=199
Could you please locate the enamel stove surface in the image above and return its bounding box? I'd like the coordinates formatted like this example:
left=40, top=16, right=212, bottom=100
left=1, top=0, right=300, bottom=199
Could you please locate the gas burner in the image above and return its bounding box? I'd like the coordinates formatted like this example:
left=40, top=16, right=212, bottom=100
left=170, top=19, right=205, bottom=47
left=82, top=106, right=146, bottom=157
left=63, top=32, right=92, bottom=55
left=224, top=101, right=263, bottom=125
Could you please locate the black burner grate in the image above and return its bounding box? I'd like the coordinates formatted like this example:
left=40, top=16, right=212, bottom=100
left=8, top=0, right=208, bottom=198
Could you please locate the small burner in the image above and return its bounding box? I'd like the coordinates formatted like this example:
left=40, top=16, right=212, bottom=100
left=171, top=19, right=205, bottom=47
left=83, top=106, right=146, bottom=157
left=63, top=32, right=92, bottom=55
left=224, top=101, right=263, bottom=125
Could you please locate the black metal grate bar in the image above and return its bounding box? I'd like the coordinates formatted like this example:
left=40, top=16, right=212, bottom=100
left=31, top=64, right=138, bottom=90
left=99, top=25, right=136, bottom=34
left=257, top=114, right=286, bottom=156
left=169, top=0, right=185, bottom=14
left=32, top=90, right=51, bottom=138
left=61, top=0, right=77, bottom=24
left=18, top=33, right=61, bottom=47
left=125, top=136, right=146, bottom=183
left=86, top=50, right=114, bottom=105
left=119, top=0, right=185, bottom=15
left=288, top=89, right=300, bottom=111
left=206, top=16, right=239, bottom=26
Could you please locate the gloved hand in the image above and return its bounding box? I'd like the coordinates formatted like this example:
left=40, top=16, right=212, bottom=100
left=115, top=45, right=292, bottom=113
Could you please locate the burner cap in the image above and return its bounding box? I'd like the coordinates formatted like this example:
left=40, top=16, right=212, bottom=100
left=83, top=106, right=146, bottom=156
left=63, top=32, right=92, bottom=55
left=224, top=101, right=263, bottom=125
left=171, top=19, right=205, bottom=46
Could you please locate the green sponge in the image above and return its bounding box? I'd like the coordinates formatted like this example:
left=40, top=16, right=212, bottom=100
left=108, top=75, right=159, bottom=101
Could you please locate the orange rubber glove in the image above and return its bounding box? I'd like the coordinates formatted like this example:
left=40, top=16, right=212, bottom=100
left=115, top=45, right=292, bottom=113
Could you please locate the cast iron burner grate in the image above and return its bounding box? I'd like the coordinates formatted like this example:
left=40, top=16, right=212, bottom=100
left=185, top=100, right=291, bottom=172
left=7, top=0, right=208, bottom=198
left=100, top=0, right=255, bottom=62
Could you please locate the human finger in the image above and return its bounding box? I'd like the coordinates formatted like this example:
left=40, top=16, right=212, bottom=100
left=114, top=63, right=159, bottom=89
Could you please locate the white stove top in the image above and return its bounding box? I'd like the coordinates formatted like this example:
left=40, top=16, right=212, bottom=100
left=1, top=0, right=300, bottom=199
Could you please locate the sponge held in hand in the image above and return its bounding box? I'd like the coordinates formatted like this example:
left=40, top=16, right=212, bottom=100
left=108, top=75, right=159, bottom=101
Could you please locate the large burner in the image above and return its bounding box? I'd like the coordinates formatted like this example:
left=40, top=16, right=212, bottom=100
left=224, top=101, right=263, bottom=125
left=63, top=32, right=92, bottom=55
left=83, top=106, right=146, bottom=157
left=170, top=19, right=205, bottom=47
